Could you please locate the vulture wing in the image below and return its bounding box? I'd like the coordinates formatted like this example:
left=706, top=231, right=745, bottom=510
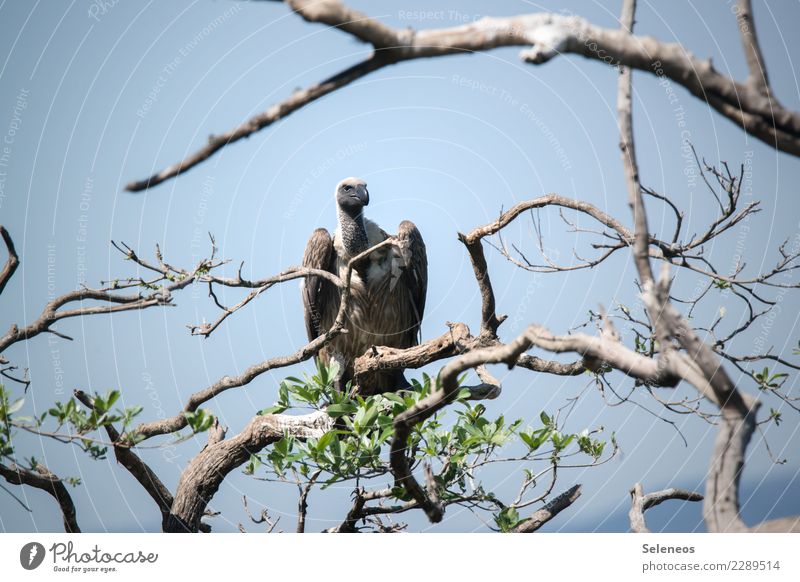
left=301, top=228, right=337, bottom=341
left=397, top=220, right=428, bottom=342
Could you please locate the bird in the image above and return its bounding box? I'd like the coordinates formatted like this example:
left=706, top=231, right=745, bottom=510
left=301, top=177, right=427, bottom=395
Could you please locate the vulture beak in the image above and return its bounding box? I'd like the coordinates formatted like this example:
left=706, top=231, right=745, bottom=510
left=357, top=184, right=369, bottom=206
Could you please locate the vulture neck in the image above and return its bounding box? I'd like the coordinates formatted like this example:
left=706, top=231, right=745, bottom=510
left=337, top=207, right=369, bottom=258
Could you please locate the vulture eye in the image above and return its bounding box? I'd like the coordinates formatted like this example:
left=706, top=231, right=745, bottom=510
left=344, top=185, right=353, bottom=192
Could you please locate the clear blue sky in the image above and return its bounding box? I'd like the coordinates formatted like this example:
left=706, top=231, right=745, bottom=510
left=1, top=0, right=799, bottom=532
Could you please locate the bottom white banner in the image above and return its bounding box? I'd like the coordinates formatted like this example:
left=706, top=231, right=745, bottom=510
left=0, top=533, right=796, bottom=581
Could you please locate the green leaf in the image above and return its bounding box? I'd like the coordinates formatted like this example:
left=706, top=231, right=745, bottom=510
left=382, top=392, right=406, bottom=406
left=184, top=409, right=215, bottom=433
left=105, top=390, right=121, bottom=410
left=358, top=404, right=379, bottom=432
left=259, top=404, right=287, bottom=415
left=326, top=403, right=357, bottom=418
left=494, top=506, right=522, bottom=532
left=7, top=398, right=24, bottom=414
left=456, top=388, right=472, bottom=401
left=328, top=433, right=342, bottom=460
left=316, top=431, right=336, bottom=452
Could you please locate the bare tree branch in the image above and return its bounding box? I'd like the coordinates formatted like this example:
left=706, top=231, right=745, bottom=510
left=188, top=266, right=343, bottom=337
left=127, top=1, right=800, bottom=191
left=354, top=321, right=585, bottom=382
left=0, top=462, right=80, bottom=533
left=610, top=0, right=796, bottom=532
left=735, top=0, right=772, bottom=96
left=240, top=495, right=281, bottom=533
left=0, top=240, right=216, bottom=355
left=0, top=365, right=30, bottom=391
left=511, top=483, right=582, bottom=533
left=457, top=234, right=507, bottom=336
left=125, top=54, right=388, bottom=191
left=0, top=226, right=19, bottom=296
left=327, top=487, right=393, bottom=533
left=516, top=353, right=585, bottom=376
left=284, top=0, right=401, bottom=48
left=628, top=482, right=703, bottom=533
left=618, top=0, right=653, bottom=289
left=526, top=324, right=679, bottom=387
left=354, top=322, right=473, bottom=380
left=295, top=468, right=321, bottom=533
left=750, top=516, right=800, bottom=533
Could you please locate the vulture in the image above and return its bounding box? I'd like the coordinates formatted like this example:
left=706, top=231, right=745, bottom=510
left=301, top=177, right=427, bottom=395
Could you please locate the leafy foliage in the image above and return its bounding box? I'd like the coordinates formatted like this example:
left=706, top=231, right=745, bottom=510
left=752, top=367, right=789, bottom=391
left=0, top=386, right=145, bottom=462
left=250, top=362, right=613, bottom=530
left=183, top=409, right=215, bottom=434
left=494, top=506, right=524, bottom=532
left=0, top=384, right=22, bottom=458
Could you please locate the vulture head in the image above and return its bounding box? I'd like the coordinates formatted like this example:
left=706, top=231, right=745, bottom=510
left=335, top=177, right=369, bottom=216
left=334, top=177, right=371, bottom=257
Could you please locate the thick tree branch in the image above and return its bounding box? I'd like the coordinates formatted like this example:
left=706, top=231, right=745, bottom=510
left=0, top=462, right=80, bottom=533
left=166, top=410, right=333, bottom=532
left=128, top=2, right=800, bottom=191
left=628, top=482, right=703, bottom=533
left=354, top=322, right=473, bottom=380
left=750, top=516, right=800, bottom=533
left=284, top=0, right=402, bottom=48
left=735, top=0, right=772, bottom=96
left=518, top=11, right=797, bottom=152
left=612, top=0, right=796, bottom=531
left=515, top=353, right=585, bottom=376
left=457, top=234, right=506, bottom=336
left=354, top=321, right=586, bottom=382
left=528, top=288, right=798, bottom=533
left=0, top=226, right=19, bottom=296
left=511, top=484, right=582, bottom=533
left=527, top=324, right=679, bottom=387
left=617, top=0, right=653, bottom=289
left=659, top=299, right=767, bottom=532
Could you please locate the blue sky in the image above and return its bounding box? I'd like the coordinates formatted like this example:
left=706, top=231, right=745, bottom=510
left=1, top=0, right=799, bottom=532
